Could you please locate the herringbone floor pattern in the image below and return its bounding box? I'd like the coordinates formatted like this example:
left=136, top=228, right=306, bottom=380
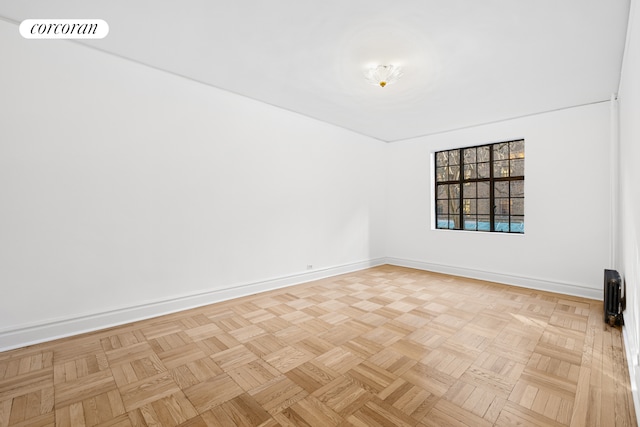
left=0, top=266, right=636, bottom=426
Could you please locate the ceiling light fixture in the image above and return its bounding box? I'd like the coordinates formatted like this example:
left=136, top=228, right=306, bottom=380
left=364, top=65, right=403, bottom=88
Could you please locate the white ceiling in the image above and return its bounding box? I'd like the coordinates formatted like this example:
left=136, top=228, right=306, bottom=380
left=0, top=1, right=631, bottom=142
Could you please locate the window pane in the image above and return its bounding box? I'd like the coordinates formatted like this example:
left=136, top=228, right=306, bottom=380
left=477, top=162, right=490, bottom=178
left=463, top=148, right=476, bottom=164
left=478, top=182, right=490, bottom=198
left=495, top=216, right=509, bottom=232
left=436, top=167, right=447, bottom=182
left=448, top=166, right=460, bottom=181
left=494, top=143, right=509, bottom=160
left=477, top=146, right=490, bottom=162
left=511, top=216, right=525, bottom=233
left=437, top=200, right=448, bottom=214
left=512, top=198, right=524, bottom=215
left=477, top=215, right=490, bottom=231
left=463, top=182, right=476, bottom=198
left=448, top=150, right=459, bottom=166
left=478, top=199, right=490, bottom=214
left=494, top=160, right=510, bottom=178
left=463, top=164, right=476, bottom=179
left=437, top=185, right=448, bottom=200
left=437, top=215, right=450, bottom=229
left=436, top=151, right=448, bottom=166
left=510, top=180, right=524, bottom=197
left=495, top=198, right=509, bottom=215
left=495, top=181, right=509, bottom=198
left=510, top=140, right=524, bottom=159
left=511, top=159, right=524, bottom=177
left=463, top=199, right=476, bottom=214
left=449, top=184, right=460, bottom=199
left=464, top=216, right=477, bottom=230
left=449, top=199, right=460, bottom=214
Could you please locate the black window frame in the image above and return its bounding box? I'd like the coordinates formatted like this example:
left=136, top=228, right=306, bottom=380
left=434, top=139, right=524, bottom=233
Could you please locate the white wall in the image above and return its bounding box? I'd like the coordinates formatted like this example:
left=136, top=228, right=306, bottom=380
left=0, top=20, right=387, bottom=350
left=385, top=102, right=612, bottom=299
left=618, top=0, right=640, bottom=416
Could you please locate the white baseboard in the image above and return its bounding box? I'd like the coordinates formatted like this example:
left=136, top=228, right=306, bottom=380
left=623, top=325, right=640, bottom=425
left=0, top=257, right=604, bottom=352
left=0, top=258, right=386, bottom=352
left=385, top=257, right=603, bottom=300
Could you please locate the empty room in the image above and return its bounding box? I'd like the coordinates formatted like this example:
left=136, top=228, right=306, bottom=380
left=1, top=1, right=639, bottom=426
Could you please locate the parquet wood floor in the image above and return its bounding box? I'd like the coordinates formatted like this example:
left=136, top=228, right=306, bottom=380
left=0, top=265, right=636, bottom=426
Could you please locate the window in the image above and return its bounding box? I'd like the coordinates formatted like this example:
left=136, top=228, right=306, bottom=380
left=435, top=139, right=524, bottom=233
